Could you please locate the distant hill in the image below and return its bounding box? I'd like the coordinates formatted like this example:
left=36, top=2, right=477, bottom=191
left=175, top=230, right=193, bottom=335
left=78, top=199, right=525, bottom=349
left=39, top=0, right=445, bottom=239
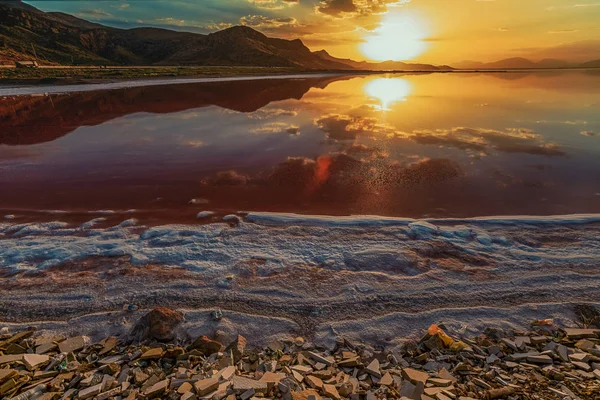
left=0, top=0, right=444, bottom=71
left=313, top=50, right=453, bottom=71
left=453, top=57, right=598, bottom=70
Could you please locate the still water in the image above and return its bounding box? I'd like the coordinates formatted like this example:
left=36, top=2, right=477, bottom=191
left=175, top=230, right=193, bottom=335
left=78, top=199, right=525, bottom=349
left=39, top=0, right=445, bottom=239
left=1, top=71, right=599, bottom=221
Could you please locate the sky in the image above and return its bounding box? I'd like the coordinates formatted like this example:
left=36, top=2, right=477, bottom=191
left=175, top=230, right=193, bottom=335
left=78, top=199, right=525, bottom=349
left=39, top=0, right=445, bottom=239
left=25, top=0, right=600, bottom=64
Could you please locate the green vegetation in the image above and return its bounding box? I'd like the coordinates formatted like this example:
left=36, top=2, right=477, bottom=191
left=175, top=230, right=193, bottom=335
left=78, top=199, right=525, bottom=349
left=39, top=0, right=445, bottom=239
left=0, top=66, right=305, bottom=81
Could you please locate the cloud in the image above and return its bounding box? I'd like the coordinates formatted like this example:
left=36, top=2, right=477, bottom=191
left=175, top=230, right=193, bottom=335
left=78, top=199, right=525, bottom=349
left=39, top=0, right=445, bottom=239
left=315, top=0, right=410, bottom=18
left=76, top=9, right=113, bottom=19
left=248, top=0, right=299, bottom=10
left=202, top=171, right=249, bottom=186
left=240, top=15, right=299, bottom=28
left=581, top=131, right=597, bottom=137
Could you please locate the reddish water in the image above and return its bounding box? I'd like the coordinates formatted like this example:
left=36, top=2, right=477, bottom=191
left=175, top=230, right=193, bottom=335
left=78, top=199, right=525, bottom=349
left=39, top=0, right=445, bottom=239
left=1, top=71, right=600, bottom=223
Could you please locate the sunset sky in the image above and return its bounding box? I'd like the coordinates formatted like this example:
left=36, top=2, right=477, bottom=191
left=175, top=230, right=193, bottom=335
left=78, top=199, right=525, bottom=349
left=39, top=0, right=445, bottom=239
left=25, top=0, right=600, bottom=63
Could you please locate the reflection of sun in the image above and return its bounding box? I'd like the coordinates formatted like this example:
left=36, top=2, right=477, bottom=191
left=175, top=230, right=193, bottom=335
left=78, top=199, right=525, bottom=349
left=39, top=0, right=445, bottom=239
left=360, top=10, right=429, bottom=61
left=365, top=78, right=412, bottom=110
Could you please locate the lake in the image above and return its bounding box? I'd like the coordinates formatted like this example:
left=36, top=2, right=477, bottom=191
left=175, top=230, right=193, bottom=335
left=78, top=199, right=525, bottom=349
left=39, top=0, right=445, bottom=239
left=1, top=70, right=599, bottom=223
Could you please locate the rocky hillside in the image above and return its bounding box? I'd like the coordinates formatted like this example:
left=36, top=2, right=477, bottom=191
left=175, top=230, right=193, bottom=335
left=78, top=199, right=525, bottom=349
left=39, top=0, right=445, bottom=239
left=0, top=0, right=445, bottom=70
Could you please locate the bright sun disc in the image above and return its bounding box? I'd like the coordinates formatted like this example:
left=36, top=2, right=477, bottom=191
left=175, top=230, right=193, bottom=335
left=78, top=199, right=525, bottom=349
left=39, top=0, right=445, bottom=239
left=360, top=11, right=429, bottom=61
left=365, top=78, right=412, bottom=110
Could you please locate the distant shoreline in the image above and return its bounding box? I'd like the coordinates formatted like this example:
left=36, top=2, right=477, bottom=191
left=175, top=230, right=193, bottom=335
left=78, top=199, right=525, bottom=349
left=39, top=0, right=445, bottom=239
left=1, top=65, right=599, bottom=90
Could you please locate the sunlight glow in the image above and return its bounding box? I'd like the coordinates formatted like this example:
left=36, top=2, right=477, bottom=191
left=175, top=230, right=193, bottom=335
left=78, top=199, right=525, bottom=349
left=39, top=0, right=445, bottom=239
left=360, top=10, right=429, bottom=61
left=365, top=78, right=412, bottom=110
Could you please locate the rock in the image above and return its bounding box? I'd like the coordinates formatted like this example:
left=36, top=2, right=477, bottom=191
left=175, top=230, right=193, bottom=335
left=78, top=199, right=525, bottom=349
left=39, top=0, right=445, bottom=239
left=402, top=368, right=429, bottom=385
left=232, top=376, right=267, bottom=394
left=178, top=382, right=193, bottom=394
left=379, top=372, right=393, bottom=386
left=188, top=336, right=223, bottom=355
left=194, top=377, right=219, bottom=396
left=572, top=361, right=592, bottom=372
left=225, top=335, right=247, bottom=363
left=563, top=328, right=600, bottom=340
left=322, top=384, right=341, bottom=400
left=78, top=384, right=102, bottom=400
left=130, top=307, right=183, bottom=342
left=291, top=390, right=321, bottom=400
left=527, top=355, right=553, bottom=364
left=305, top=375, right=323, bottom=389
left=23, top=354, right=50, bottom=370
left=365, top=359, right=381, bottom=377
left=58, top=336, right=86, bottom=354
left=140, top=348, right=164, bottom=360
left=144, top=379, right=169, bottom=398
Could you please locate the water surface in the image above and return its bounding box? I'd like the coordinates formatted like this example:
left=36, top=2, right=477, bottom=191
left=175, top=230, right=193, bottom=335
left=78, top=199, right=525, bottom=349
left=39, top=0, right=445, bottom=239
left=1, top=71, right=599, bottom=222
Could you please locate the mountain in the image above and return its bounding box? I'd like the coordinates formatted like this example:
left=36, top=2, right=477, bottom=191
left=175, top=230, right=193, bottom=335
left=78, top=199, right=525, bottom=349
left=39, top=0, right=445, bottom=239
left=312, top=50, right=453, bottom=71
left=453, top=57, right=599, bottom=70
left=0, top=0, right=444, bottom=71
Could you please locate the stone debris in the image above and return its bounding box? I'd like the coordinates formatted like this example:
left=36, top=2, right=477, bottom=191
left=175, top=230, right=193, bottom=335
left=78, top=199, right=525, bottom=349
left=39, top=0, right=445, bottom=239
left=1, top=309, right=600, bottom=399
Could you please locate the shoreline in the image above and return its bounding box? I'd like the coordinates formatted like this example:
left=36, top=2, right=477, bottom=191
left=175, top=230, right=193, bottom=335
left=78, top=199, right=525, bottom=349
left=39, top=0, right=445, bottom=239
left=2, top=212, right=600, bottom=349
left=1, top=66, right=598, bottom=96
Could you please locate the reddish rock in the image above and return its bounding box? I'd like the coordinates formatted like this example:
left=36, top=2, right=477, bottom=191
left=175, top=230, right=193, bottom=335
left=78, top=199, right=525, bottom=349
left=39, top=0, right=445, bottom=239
left=225, top=335, right=247, bottom=363
left=129, top=308, right=183, bottom=342
left=188, top=336, right=223, bottom=355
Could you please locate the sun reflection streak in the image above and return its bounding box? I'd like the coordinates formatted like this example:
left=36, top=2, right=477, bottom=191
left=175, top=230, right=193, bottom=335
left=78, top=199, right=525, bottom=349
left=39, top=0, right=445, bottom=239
left=364, top=78, right=412, bottom=110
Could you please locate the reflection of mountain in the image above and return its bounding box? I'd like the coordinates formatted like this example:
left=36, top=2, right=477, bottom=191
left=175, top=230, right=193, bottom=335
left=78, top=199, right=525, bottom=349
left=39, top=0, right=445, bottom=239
left=0, top=76, right=349, bottom=145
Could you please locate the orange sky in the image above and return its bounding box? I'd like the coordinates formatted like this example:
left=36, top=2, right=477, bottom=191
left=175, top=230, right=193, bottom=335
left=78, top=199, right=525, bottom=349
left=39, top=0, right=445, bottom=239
left=28, top=0, right=600, bottom=63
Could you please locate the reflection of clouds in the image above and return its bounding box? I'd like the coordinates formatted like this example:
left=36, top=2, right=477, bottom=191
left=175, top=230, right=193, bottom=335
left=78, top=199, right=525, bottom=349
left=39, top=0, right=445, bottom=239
left=185, top=140, right=205, bottom=148
left=405, top=127, right=565, bottom=157
left=581, top=131, right=597, bottom=137
left=202, top=170, right=248, bottom=186
left=250, top=122, right=300, bottom=135
left=247, top=108, right=298, bottom=120
left=314, top=114, right=394, bottom=141
left=201, top=151, right=462, bottom=195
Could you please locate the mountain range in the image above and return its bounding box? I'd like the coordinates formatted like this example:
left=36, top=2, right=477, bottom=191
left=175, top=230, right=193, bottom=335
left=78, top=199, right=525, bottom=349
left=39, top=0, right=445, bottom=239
left=454, top=57, right=600, bottom=70
left=0, top=0, right=450, bottom=71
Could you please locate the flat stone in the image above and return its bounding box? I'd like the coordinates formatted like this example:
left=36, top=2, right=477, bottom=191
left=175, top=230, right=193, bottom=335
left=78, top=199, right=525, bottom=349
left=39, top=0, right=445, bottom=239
left=195, top=377, right=220, bottom=396
left=437, top=368, right=457, bottom=383
left=379, top=372, right=393, bottom=386
left=59, top=336, right=86, bottom=354
left=78, top=383, right=102, bottom=400
left=564, top=328, right=599, bottom=340
left=530, top=336, right=548, bottom=345
left=97, top=387, right=123, bottom=400
left=232, top=376, right=267, bottom=394
left=291, top=390, right=321, bottom=400
left=259, top=371, right=285, bottom=383
left=0, top=355, right=22, bottom=365
left=225, top=335, right=247, bottom=363
left=428, top=378, right=452, bottom=387
left=144, top=379, right=169, bottom=398
left=240, top=388, right=255, bottom=400
left=307, top=351, right=334, bottom=366
left=399, top=380, right=424, bottom=400
left=305, top=375, right=323, bottom=389
left=291, top=365, right=313, bottom=375
left=0, top=369, right=17, bottom=383
left=140, top=348, right=164, bottom=360
left=593, top=369, right=600, bottom=379
left=178, top=382, right=193, bottom=394
left=556, top=344, right=570, bottom=362
left=572, top=361, right=592, bottom=372
left=23, top=354, right=50, bottom=370
left=0, top=330, right=34, bottom=348
left=219, top=366, right=236, bottom=381
left=473, top=378, right=491, bottom=389
left=571, top=353, right=591, bottom=363
left=99, top=337, right=119, bottom=355
left=322, top=384, right=340, bottom=400
left=365, top=359, right=381, bottom=378
left=36, top=343, right=57, bottom=354
left=527, top=355, right=553, bottom=364
left=501, top=339, right=519, bottom=352
left=402, top=368, right=429, bottom=385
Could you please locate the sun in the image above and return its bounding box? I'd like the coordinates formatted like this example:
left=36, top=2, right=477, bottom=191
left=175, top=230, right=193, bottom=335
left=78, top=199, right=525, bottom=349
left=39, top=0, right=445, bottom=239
left=360, top=10, right=429, bottom=62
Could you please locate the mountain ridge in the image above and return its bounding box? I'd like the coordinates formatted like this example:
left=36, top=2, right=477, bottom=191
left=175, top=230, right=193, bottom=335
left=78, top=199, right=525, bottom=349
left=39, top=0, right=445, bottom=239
left=0, top=1, right=445, bottom=71
left=453, top=57, right=599, bottom=70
